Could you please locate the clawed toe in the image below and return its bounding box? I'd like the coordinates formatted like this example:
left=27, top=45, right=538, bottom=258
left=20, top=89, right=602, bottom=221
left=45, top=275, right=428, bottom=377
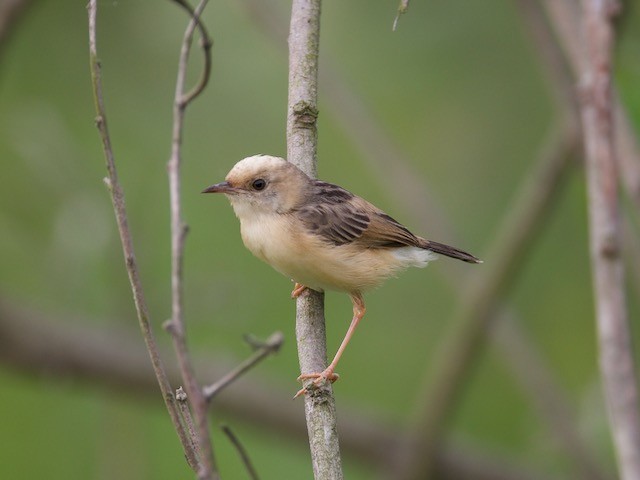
left=291, top=283, right=308, bottom=299
left=293, top=370, right=340, bottom=398
left=297, top=372, right=340, bottom=383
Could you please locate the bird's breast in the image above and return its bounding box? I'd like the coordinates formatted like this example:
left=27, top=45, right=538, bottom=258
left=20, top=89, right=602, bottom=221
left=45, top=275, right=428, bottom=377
left=236, top=211, right=426, bottom=293
left=239, top=212, right=288, bottom=263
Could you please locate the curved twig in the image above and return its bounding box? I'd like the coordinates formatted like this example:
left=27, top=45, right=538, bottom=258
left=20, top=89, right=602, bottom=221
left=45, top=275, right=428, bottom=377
left=87, top=0, right=199, bottom=471
left=204, top=332, right=284, bottom=401
left=166, top=0, right=217, bottom=478
left=170, top=0, right=213, bottom=105
left=579, top=1, right=640, bottom=479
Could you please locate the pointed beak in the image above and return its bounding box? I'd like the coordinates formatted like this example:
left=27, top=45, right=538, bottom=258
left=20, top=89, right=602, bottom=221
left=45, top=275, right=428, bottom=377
left=201, top=181, right=238, bottom=194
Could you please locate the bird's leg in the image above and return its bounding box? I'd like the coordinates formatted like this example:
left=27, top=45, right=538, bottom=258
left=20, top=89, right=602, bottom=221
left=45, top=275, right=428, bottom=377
left=291, top=282, right=308, bottom=299
left=294, top=292, right=366, bottom=398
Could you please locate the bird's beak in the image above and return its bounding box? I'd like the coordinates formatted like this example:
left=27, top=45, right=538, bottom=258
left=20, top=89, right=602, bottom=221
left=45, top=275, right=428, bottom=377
left=201, top=181, right=238, bottom=194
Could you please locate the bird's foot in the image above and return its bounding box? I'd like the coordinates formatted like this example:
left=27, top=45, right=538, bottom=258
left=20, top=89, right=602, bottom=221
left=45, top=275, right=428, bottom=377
left=293, top=368, right=340, bottom=399
left=291, top=283, right=308, bottom=299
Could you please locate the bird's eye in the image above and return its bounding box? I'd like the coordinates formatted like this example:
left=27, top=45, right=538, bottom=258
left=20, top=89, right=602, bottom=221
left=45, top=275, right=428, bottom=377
left=252, top=178, right=267, bottom=191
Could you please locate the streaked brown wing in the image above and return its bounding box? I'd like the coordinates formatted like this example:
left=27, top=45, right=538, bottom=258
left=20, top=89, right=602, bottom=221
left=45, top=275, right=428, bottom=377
left=298, top=200, right=371, bottom=246
left=359, top=209, right=422, bottom=248
left=297, top=181, right=421, bottom=248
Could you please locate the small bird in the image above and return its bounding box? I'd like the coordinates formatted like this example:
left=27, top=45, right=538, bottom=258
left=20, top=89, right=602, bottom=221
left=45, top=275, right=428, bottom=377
left=203, top=155, right=481, bottom=396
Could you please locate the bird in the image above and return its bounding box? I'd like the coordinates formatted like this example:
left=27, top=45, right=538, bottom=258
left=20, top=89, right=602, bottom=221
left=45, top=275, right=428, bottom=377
left=203, top=154, right=481, bottom=397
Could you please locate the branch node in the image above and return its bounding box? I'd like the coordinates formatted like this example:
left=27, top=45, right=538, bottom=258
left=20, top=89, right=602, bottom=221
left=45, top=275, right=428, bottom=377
left=163, top=319, right=178, bottom=335
left=291, top=101, right=318, bottom=128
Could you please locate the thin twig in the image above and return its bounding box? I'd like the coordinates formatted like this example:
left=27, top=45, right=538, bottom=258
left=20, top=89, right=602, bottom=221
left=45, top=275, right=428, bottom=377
left=170, top=0, right=213, bottom=105
left=287, top=1, right=344, bottom=478
left=176, top=386, right=203, bottom=462
left=392, top=0, right=410, bottom=31
left=87, top=0, right=199, bottom=471
left=221, top=425, right=260, bottom=480
left=579, top=1, right=640, bottom=478
left=203, top=332, right=284, bottom=401
left=165, top=0, right=216, bottom=478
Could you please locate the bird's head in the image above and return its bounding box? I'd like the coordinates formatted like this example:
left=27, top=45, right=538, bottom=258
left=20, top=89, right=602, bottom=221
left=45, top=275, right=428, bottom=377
left=203, top=155, right=311, bottom=218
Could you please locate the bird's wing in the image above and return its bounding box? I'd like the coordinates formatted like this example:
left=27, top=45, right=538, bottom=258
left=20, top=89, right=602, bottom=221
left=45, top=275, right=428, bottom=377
left=297, top=181, right=422, bottom=248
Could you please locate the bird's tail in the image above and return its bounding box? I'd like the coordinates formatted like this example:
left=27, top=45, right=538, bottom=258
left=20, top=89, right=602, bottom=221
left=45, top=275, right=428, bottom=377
left=422, top=239, right=482, bottom=264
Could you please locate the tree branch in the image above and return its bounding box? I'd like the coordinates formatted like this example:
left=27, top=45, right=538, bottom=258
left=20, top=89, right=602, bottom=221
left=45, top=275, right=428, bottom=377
left=170, top=0, right=213, bottom=105
left=579, top=1, right=640, bottom=479
left=203, top=332, right=284, bottom=401
left=87, top=0, right=199, bottom=470
left=392, top=0, right=410, bottom=31
left=286, top=1, right=343, bottom=478
left=165, top=0, right=216, bottom=478
left=539, top=0, right=640, bottom=213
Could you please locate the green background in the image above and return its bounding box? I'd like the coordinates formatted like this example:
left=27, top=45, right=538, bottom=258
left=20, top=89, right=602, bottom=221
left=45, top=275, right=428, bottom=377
left=1, top=1, right=639, bottom=478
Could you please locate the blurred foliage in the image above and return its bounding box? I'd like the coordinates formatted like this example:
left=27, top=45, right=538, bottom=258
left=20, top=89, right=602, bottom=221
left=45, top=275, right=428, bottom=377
left=0, top=1, right=639, bottom=479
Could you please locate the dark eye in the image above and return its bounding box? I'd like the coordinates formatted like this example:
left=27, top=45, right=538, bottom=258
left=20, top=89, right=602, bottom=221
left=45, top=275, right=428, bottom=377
left=252, top=178, right=267, bottom=191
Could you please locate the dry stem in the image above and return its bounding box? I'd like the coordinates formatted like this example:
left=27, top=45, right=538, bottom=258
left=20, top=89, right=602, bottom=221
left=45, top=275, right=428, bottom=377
left=580, top=1, right=640, bottom=478
left=166, top=0, right=216, bottom=477
left=287, top=0, right=343, bottom=478
left=87, top=0, right=198, bottom=470
left=203, top=332, right=283, bottom=401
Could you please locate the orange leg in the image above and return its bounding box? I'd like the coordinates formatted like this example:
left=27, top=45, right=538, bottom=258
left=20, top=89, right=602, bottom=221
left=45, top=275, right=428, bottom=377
left=294, top=292, right=366, bottom=398
left=291, top=282, right=308, bottom=299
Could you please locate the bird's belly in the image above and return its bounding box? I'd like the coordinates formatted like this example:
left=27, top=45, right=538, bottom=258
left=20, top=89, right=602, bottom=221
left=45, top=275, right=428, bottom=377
left=240, top=215, right=431, bottom=293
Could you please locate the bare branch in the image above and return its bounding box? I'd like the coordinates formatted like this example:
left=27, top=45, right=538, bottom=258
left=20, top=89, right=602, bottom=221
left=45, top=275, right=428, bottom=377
left=176, top=386, right=203, bottom=462
left=540, top=0, right=640, bottom=213
left=579, top=1, right=640, bottom=479
left=169, top=0, right=213, bottom=105
left=165, top=0, right=216, bottom=477
left=286, top=1, right=344, bottom=478
left=87, top=0, right=199, bottom=471
left=221, top=425, right=260, bottom=480
left=203, top=332, right=283, bottom=401
left=392, top=0, right=410, bottom=31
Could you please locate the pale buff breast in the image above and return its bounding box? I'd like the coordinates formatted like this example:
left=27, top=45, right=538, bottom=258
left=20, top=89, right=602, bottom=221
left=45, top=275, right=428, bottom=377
left=239, top=211, right=435, bottom=293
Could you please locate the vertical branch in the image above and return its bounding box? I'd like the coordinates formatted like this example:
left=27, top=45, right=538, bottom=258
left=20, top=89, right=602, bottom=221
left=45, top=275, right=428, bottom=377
left=580, top=1, right=640, bottom=479
left=287, top=1, right=343, bottom=479
left=87, top=0, right=199, bottom=471
left=166, top=0, right=216, bottom=478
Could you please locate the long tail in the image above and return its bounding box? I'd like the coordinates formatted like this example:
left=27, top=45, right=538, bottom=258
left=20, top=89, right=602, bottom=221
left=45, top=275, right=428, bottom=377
left=422, top=239, right=482, bottom=264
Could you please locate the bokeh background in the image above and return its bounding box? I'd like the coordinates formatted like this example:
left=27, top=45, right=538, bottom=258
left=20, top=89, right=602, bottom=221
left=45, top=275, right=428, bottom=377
left=1, top=1, right=639, bottom=478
